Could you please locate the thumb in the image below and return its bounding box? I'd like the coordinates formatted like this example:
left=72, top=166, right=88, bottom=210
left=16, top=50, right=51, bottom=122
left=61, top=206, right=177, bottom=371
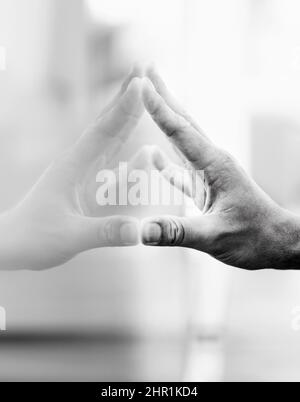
left=141, top=215, right=212, bottom=250
left=75, top=216, right=140, bottom=251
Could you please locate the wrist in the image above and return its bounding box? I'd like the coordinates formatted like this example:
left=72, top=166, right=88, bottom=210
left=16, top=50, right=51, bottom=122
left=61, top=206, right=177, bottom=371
left=269, top=208, right=300, bottom=270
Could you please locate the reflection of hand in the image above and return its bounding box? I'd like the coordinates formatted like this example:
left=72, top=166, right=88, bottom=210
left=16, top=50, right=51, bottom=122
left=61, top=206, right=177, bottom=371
left=0, top=69, right=144, bottom=271
left=142, top=67, right=300, bottom=270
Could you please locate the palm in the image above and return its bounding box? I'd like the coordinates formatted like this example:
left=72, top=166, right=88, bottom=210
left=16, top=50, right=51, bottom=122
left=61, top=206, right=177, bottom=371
left=8, top=74, right=144, bottom=271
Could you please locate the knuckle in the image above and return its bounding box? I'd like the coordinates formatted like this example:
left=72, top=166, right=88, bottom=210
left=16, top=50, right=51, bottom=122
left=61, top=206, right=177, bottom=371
left=159, top=218, right=185, bottom=246
left=88, top=120, right=109, bottom=140
left=147, top=96, right=161, bottom=115
left=119, top=100, right=140, bottom=121
left=216, top=149, right=236, bottom=167
left=152, top=105, right=165, bottom=125
left=164, top=116, right=191, bottom=138
left=205, top=148, right=237, bottom=186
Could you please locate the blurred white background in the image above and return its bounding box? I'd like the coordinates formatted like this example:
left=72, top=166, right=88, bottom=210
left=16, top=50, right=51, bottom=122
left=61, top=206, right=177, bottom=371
left=0, top=0, right=300, bottom=382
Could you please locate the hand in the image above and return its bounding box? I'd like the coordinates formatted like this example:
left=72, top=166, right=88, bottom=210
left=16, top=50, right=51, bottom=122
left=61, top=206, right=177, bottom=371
left=141, top=67, right=300, bottom=270
left=0, top=69, right=144, bottom=271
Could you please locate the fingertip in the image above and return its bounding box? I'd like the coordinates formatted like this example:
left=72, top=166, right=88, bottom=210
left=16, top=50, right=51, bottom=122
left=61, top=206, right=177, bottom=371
left=127, top=76, right=142, bottom=94
left=142, top=220, right=162, bottom=246
left=121, top=77, right=144, bottom=119
left=142, top=76, right=155, bottom=93
left=142, top=217, right=186, bottom=247
left=151, top=147, right=168, bottom=171
left=119, top=66, right=143, bottom=95
left=120, top=219, right=140, bottom=246
left=103, top=216, right=141, bottom=247
left=146, top=65, right=162, bottom=86
left=142, top=77, right=159, bottom=112
left=146, top=64, right=167, bottom=91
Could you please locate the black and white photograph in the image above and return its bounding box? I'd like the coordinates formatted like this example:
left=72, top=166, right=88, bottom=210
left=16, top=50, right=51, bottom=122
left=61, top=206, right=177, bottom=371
left=0, top=0, right=300, bottom=386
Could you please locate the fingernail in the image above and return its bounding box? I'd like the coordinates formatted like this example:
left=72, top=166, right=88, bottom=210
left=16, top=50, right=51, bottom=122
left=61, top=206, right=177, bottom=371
left=128, top=76, right=142, bottom=89
left=142, top=222, right=162, bottom=245
left=120, top=223, right=139, bottom=245
left=126, top=78, right=143, bottom=106
left=142, top=77, right=155, bottom=91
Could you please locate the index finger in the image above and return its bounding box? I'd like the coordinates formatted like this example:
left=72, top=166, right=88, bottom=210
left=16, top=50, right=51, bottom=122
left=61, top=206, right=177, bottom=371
left=146, top=66, right=213, bottom=168
left=66, top=77, right=144, bottom=176
left=99, top=64, right=143, bottom=118
left=142, top=78, right=217, bottom=171
left=146, top=66, right=205, bottom=135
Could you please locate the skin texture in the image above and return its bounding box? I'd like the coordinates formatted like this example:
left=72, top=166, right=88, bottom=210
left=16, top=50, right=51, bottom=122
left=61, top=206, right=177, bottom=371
left=2, top=65, right=300, bottom=272
left=0, top=68, right=145, bottom=271
left=141, top=67, right=300, bottom=270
